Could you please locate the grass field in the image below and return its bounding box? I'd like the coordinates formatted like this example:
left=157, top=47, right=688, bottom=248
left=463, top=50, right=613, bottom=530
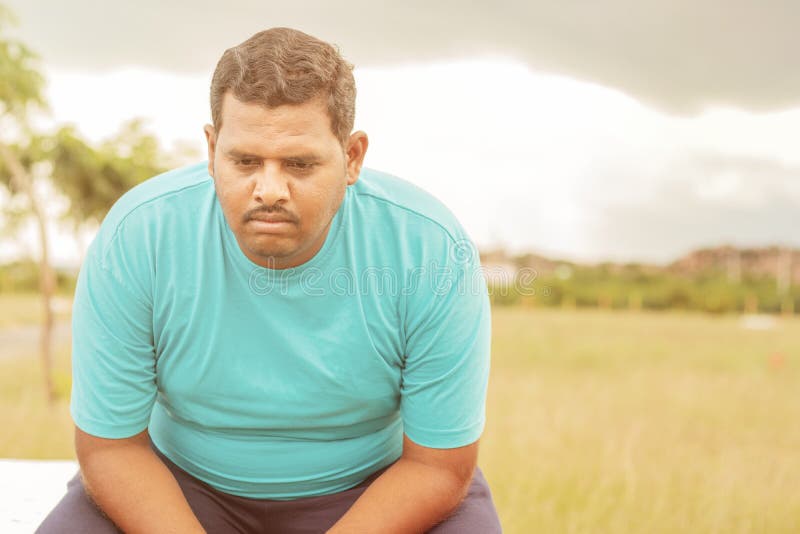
left=483, top=307, right=800, bottom=533
left=0, top=292, right=73, bottom=328
left=1, top=301, right=798, bottom=533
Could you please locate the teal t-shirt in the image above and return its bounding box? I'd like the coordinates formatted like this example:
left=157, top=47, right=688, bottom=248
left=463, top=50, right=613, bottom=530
left=70, top=162, right=491, bottom=499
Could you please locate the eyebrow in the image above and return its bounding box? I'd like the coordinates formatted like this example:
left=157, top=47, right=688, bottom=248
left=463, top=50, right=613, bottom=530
left=224, top=149, right=321, bottom=162
left=224, top=149, right=263, bottom=160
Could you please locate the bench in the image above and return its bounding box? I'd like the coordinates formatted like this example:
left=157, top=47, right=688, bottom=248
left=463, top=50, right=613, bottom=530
left=0, top=459, right=78, bottom=533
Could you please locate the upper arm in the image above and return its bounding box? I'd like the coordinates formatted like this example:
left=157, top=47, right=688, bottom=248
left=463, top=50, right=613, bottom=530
left=70, top=237, right=157, bottom=439
left=400, top=237, right=492, bottom=449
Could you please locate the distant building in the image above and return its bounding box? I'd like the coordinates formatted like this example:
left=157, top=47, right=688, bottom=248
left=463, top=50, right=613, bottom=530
left=670, top=245, right=799, bottom=285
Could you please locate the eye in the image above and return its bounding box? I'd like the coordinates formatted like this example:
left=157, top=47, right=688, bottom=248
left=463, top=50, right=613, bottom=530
left=236, top=158, right=259, bottom=167
left=286, top=160, right=315, bottom=172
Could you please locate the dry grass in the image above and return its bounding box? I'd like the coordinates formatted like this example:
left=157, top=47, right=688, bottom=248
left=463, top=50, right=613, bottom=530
left=481, top=307, right=800, bottom=533
left=1, top=303, right=799, bottom=532
left=0, top=344, right=73, bottom=459
left=0, top=293, right=72, bottom=328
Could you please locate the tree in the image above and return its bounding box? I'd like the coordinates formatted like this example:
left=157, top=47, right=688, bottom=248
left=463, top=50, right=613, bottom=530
left=50, top=119, right=167, bottom=228
left=47, top=120, right=168, bottom=270
left=0, top=4, right=57, bottom=402
left=1, top=4, right=169, bottom=402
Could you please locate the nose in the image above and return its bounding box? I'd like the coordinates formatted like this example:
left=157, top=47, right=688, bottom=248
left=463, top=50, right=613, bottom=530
left=252, top=163, right=290, bottom=205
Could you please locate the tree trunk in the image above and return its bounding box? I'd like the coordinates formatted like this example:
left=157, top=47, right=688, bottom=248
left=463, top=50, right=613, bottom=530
left=0, top=143, right=57, bottom=404
left=34, top=196, right=57, bottom=404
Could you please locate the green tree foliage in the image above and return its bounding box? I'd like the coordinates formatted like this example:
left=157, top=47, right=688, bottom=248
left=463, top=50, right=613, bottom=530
left=47, top=120, right=166, bottom=227
left=49, top=119, right=166, bottom=226
left=0, top=5, right=45, bottom=122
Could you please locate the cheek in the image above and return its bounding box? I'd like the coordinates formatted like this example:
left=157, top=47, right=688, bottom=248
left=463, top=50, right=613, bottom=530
left=214, top=178, right=249, bottom=217
left=312, top=182, right=344, bottom=214
left=216, top=169, right=247, bottom=196
left=292, top=182, right=342, bottom=231
left=293, top=180, right=326, bottom=208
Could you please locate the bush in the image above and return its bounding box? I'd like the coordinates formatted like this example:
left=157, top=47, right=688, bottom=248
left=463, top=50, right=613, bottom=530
left=484, top=265, right=797, bottom=315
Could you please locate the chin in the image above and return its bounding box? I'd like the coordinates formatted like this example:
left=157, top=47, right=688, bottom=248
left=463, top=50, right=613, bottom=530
left=253, top=238, right=307, bottom=262
left=248, top=245, right=296, bottom=262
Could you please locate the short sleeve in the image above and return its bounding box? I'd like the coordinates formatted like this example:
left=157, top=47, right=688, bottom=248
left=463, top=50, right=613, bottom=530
left=69, top=239, right=157, bottom=439
left=400, top=239, right=491, bottom=449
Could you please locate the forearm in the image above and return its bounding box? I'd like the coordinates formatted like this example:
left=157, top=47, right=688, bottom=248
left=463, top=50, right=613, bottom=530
left=327, top=458, right=471, bottom=534
left=77, top=431, right=205, bottom=534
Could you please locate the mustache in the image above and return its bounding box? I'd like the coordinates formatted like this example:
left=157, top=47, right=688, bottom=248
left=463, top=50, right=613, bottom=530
left=242, top=205, right=298, bottom=223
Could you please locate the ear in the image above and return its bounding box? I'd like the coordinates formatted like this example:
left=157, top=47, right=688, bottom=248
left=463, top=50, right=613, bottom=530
left=203, top=124, right=217, bottom=177
left=344, top=131, right=368, bottom=186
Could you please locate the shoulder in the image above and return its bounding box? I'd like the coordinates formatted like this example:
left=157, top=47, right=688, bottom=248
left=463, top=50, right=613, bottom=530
left=92, top=161, right=213, bottom=262
left=100, top=160, right=211, bottom=232
left=351, top=167, right=472, bottom=248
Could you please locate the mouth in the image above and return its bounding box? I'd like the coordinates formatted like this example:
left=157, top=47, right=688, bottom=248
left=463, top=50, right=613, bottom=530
left=246, top=215, right=296, bottom=234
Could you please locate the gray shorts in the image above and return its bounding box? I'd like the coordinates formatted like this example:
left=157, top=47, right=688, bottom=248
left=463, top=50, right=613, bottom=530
left=36, top=441, right=502, bottom=533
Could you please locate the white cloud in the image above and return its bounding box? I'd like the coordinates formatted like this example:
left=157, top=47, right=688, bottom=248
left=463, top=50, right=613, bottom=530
left=37, top=67, right=211, bottom=153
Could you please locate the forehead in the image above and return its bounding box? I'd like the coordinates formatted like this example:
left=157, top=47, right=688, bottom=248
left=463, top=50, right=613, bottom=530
left=217, top=92, right=338, bottom=154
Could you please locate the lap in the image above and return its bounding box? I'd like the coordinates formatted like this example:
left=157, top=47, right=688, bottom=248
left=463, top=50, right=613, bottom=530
left=35, top=445, right=259, bottom=534
left=36, top=451, right=501, bottom=533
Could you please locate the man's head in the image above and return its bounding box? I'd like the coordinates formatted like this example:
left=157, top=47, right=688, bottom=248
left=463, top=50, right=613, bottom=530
left=204, top=27, right=367, bottom=270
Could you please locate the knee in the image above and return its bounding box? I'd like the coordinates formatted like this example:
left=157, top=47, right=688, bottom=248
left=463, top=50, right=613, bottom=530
left=428, top=467, right=503, bottom=533
left=35, top=472, right=121, bottom=534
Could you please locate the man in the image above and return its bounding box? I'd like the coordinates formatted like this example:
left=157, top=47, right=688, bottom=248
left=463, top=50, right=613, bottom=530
left=38, top=27, right=500, bottom=533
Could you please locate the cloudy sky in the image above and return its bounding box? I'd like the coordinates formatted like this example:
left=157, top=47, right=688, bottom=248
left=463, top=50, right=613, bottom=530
left=2, top=0, right=799, bottom=266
